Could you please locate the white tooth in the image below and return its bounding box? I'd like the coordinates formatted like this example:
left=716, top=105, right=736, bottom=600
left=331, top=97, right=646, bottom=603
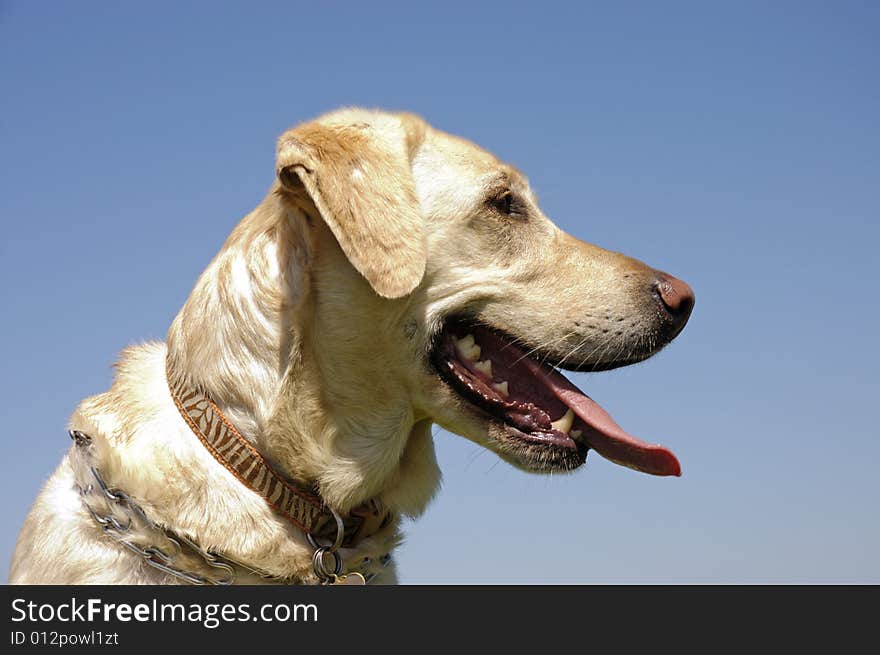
left=455, top=334, right=481, bottom=361
left=571, top=429, right=582, bottom=439
left=456, top=334, right=474, bottom=353
left=551, top=409, right=574, bottom=435
left=492, top=381, right=509, bottom=397
left=474, top=359, right=493, bottom=376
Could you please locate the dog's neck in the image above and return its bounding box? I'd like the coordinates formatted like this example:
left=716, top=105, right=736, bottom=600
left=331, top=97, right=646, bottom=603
left=165, top=191, right=441, bottom=517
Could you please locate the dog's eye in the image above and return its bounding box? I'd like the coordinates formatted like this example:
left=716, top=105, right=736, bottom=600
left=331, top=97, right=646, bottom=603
left=492, top=192, right=514, bottom=215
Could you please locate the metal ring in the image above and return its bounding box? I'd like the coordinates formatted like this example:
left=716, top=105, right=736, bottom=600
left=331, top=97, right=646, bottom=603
left=91, top=467, right=125, bottom=502
left=104, top=514, right=132, bottom=533
left=155, top=535, right=183, bottom=559
left=83, top=500, right=133, bottom=533
left=116, top=538, right=151, bottom=559
left=142, top=558, right=210, bottom=586
left=69, top=430, right=92, bottom=447
left=142, top=546, right=173, bottom=564
left=312, top=547, right=342, bottom=581
left=200, top=559, right=235, bottom=585
left=306, top=507, right=345, bottom=553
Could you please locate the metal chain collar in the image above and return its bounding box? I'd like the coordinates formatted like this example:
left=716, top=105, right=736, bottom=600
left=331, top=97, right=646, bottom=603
left=70, top=430, right=389, bottom=585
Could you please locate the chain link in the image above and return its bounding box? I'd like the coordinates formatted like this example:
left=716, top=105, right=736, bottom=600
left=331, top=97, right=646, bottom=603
left=75, top=463, right=236, bottom=585
left=69, top=430, right=388, bottom=585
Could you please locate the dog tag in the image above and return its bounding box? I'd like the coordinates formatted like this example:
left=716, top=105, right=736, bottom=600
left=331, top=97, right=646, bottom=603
left=329, top=572, right=367, bottom=585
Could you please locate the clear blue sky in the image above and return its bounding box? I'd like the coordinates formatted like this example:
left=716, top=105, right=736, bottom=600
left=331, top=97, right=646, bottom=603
left=2, top=1, right=878, bottom=583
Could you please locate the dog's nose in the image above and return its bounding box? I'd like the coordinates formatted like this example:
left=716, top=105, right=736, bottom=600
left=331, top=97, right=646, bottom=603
left=654, top=272, right=695, bottom=331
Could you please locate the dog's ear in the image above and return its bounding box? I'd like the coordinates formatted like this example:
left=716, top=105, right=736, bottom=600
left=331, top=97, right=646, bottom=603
left=275, top=113, right=427, bottom=299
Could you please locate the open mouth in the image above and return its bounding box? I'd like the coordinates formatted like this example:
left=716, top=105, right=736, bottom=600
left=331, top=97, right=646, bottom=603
left=431, top=318, right=681, bottom=476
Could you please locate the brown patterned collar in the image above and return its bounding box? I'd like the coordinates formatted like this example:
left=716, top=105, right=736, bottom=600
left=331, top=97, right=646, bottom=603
left=166, top=359, right=391, bottom=558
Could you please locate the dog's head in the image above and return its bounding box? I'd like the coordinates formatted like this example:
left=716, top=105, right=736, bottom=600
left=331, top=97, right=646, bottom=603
left=272, top=109, right=694, bottom=481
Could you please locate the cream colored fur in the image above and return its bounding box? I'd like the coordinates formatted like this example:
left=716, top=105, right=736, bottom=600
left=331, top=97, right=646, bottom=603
left=10, top=108, right=670, bottom=584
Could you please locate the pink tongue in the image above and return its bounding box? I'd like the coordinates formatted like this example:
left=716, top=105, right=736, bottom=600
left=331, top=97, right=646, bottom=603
left=520, top=357, right=681, bottom=477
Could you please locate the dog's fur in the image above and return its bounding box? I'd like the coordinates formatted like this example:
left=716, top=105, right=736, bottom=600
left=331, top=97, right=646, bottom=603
left=10, top=109, right=687, bottom=584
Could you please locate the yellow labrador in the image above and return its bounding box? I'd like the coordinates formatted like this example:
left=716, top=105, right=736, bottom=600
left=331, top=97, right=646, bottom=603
left=10, top=108, right=693, bottom=584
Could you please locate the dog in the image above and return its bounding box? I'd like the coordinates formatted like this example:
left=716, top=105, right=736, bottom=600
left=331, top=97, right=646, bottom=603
left=9, top=108, right=693, bottom=584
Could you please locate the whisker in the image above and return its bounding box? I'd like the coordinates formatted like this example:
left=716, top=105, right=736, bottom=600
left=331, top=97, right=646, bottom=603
left=552, top=333, right=592, bottom=370
left=576, top=333, right=617, bottom=370
left=509, top=331, right=578, bottom=368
